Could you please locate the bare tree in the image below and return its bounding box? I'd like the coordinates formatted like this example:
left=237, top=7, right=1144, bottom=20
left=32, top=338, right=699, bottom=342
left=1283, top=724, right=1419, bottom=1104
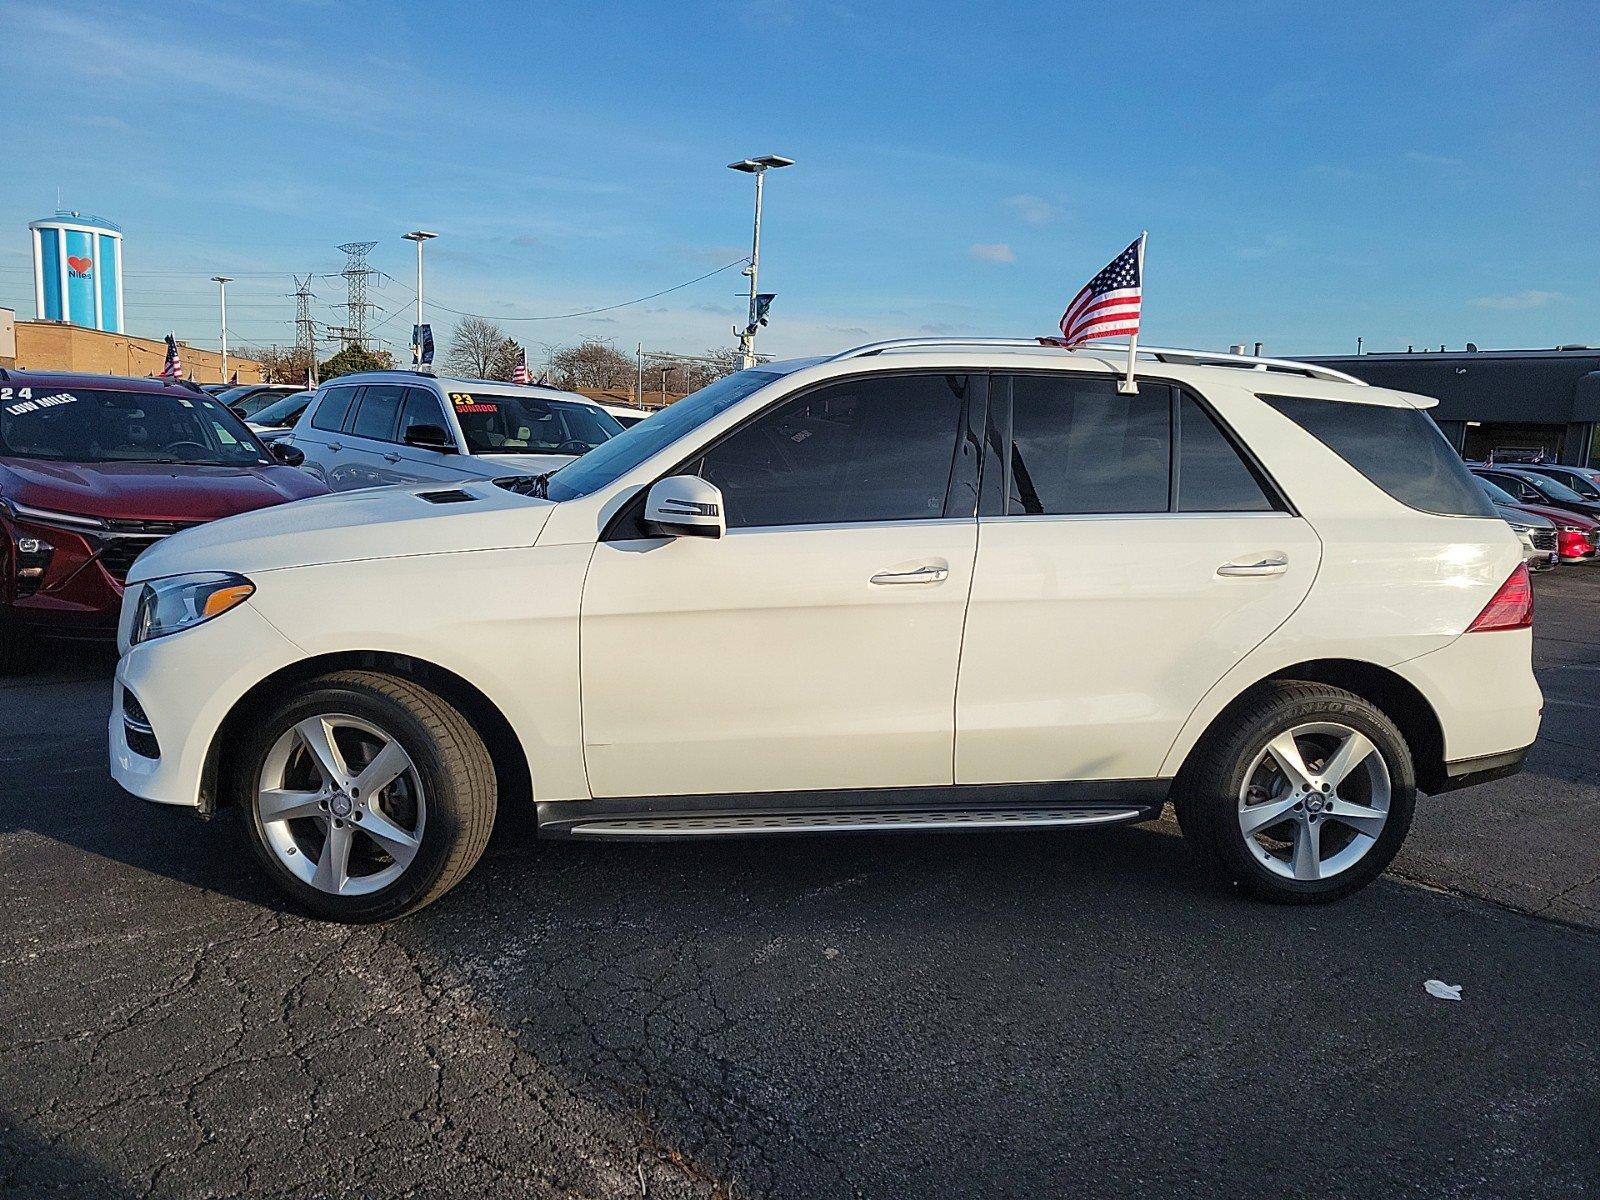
left=550, top=340, right=634, bottom=390
left=246, top=344, right=316, bottom=386
left=446, top=317, right=515, bottom=379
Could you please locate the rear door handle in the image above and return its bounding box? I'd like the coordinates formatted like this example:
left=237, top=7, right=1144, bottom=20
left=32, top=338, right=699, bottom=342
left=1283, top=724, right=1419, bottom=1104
left=870, top=562, right=949, bottom=585
left=382, top=452, right=402, bottom=463
left=328, top=441, right=344, bottom=452
left=1217, top=553, right=1289, bottom=578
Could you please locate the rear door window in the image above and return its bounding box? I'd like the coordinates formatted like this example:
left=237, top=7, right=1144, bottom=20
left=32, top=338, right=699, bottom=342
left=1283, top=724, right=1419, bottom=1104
left=1176, top=395, right=1279, bottom=512
left=1261, top=393, right=1495, bottom=518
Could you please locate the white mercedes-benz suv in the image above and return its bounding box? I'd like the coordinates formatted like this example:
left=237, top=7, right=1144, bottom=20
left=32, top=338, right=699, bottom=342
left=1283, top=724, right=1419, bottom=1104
left=109, top=339, right=1542, bottom=922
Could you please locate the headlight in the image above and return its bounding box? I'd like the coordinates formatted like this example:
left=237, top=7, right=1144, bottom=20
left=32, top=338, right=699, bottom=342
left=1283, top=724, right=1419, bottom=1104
left=1507, top=522, right=1532, bottom=534
left=130, top=572, right=255, bottom=645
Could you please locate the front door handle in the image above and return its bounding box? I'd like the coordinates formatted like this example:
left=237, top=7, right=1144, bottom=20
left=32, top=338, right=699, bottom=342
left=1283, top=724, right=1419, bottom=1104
left=1217, top=553, right=1289, bottom=578
left=382, top=452, right=402, bottom=463
left=328, top=441, right=343, bottom=452
left=870, top=562, right=950, bottom=586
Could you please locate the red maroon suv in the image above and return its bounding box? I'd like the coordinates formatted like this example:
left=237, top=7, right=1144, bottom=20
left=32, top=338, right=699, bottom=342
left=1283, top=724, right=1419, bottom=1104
left=1, top=370, right=328, bottom=644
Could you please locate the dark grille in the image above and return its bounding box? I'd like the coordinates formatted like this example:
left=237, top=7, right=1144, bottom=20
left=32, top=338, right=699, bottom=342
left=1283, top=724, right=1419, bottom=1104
left=95, top=539, right=156, bottom=583
left=103, top=517, right=197, bottom=536
left=1531, top=528, right=1557, bottom=551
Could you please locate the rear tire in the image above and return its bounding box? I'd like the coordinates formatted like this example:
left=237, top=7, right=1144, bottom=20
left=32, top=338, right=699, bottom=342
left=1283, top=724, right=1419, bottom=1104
left=1173, top=681, right=1415, bottom=904
left=229, top=670, right=497, bottom=922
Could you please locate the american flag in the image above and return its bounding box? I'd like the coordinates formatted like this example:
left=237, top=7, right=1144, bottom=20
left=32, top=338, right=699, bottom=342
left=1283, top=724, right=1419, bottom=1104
left=1058, top=236, right=1143, bottom=346
left=160, top=333, right=183, bottom=380
left=511, top=347, right=530, bottom=385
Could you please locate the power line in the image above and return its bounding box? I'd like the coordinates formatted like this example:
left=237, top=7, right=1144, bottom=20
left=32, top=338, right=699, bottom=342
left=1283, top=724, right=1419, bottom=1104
left=379, top=256, right=749, bottom=324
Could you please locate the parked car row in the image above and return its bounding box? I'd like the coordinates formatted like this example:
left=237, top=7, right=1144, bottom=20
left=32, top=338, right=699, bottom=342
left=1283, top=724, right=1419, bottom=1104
left=1469, top=464, right=1600, bottom=569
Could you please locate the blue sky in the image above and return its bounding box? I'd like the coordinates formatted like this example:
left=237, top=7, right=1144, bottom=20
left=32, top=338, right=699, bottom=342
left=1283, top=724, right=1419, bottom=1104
left=1, top=0, right=1596, bottom=363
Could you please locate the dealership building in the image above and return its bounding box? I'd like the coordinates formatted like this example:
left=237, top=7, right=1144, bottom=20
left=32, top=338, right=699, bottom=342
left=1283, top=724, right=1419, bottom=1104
left=1306, top=347, right=1600, bottom=465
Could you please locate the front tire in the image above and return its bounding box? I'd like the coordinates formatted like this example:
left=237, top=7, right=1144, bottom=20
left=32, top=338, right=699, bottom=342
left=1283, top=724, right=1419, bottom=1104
left=230, top=670, right=497, bottom=922
left=1173, top=681, right=1415, bottom=904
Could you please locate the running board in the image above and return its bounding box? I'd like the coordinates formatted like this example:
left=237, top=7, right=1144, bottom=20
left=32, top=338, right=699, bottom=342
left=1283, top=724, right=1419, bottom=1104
left=562, top=806, right=1147, bottom=840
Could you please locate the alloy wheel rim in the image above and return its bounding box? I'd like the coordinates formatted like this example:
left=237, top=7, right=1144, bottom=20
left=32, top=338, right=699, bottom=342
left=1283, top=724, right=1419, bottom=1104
left=255, top=712, right=426, bottom=897
left=1237, top=721, right=1391, bottom=882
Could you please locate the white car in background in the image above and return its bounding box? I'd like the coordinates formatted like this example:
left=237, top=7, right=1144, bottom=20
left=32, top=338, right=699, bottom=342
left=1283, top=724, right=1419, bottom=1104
left=595, top=401, right=653, bottom=428
left=111, top=339, right=1541, bottom=922
left=281, top=372, right=625, bottom=491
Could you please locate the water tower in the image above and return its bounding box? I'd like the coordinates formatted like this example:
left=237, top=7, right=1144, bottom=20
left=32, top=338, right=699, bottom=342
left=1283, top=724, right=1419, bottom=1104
left=29, top=211, right=124, bottom=333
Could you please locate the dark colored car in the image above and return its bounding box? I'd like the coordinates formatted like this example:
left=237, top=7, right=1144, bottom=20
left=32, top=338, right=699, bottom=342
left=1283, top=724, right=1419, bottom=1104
left=1517, top=463, right=1600, bottom=502
left=1471, top=468, right=1599, bottom=563
left=215, top=383, right=306, bottom=419
left=1474, top=466, right=1600, bottom=520
left=0, top=370, right=328, bottom=642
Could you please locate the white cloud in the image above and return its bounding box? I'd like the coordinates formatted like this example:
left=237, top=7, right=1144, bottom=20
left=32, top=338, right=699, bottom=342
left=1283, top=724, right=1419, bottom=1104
left=1006, top=194, right=1059, bottom=226
left=969, top=242, right=1015, bottom=264
left=1471, top=290, right=1565, bottom=311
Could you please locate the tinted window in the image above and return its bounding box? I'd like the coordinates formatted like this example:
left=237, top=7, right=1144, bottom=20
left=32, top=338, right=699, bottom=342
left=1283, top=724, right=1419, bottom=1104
left=1006, top=376, right=1169, bottom=515
left=250, top=391, right=313, bottom=428
left=1177, top=395, right=1277, bottom=512
left=699, top=373, right=967, bottom=528
left=1543, top=469, right=1600, bottom=500
left=1262, top=394, right=1495, bottom=518
left=349, top=385, right=405, bottom=442
left=1477, top=477, right=1519, bottom=506
left=1519, top=472, right=1588, bottom=504
left=400, top=388, right=449, bottom=438
left=311, top=386, right=358, bottom=433
left=546, top=369, right=787, bottom=503
left=1479, top=472, right=1542, bottom=505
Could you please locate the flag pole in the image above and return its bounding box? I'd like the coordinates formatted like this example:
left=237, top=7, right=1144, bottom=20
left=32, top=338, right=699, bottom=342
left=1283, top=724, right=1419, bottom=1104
left=1117, top=231, right=1147, bottom=395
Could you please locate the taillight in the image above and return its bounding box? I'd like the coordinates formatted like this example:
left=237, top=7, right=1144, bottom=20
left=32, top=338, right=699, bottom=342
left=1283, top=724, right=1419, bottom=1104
left=1467, top=563, right=1533, bottom=632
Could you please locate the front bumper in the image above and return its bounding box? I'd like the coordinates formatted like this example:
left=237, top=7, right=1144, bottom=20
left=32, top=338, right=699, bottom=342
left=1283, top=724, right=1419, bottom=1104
left=110, top=601, right=304, bottom=809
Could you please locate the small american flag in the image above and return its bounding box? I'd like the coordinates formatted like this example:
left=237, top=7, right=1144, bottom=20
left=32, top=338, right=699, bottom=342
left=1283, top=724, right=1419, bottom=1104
left=511, top=347, right=530, bottom=385
left=1058, top=236, right=1143, bottom=346
left=160, top=334, right=183, bottom=380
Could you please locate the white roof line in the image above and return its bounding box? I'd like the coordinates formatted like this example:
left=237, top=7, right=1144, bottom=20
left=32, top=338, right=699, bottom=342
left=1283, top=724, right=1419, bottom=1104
left=827, top=338, right=1367, bottom=386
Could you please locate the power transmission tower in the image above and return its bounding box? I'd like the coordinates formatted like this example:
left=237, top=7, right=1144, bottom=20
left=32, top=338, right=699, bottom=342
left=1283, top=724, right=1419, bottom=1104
left=337, top=241, right=379, bottom=349
left=293, top=274, right=318, bottom=386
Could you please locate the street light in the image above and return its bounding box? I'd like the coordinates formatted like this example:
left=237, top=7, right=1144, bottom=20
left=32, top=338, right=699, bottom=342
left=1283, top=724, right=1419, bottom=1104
left=211, top=276, right=232, bottom=384
left=728, top=155, right=794, bottom=368
left=402, top=230, right=438, bottom=368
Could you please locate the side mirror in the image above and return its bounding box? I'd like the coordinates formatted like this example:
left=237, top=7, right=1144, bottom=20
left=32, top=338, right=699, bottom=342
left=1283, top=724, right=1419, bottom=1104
left=229, top=405, right=248, bottom=419
left=404, top=423, right=456, bottom=452
left=271, top=442, right=305, bottom=467
left=644, top=475, right=725, bottom=539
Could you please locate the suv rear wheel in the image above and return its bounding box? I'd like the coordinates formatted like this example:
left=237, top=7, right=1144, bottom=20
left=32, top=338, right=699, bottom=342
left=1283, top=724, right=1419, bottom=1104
left=230, top=670, right=497, bottom=922
left=1174, top=681, right=1416, bottom=903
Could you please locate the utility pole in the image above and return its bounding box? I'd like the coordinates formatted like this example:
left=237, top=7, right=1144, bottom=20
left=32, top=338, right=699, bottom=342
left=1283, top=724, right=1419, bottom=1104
left=337, top=241, right=378, bottom=350
left=211, top=276, right=232, bottom=383
left=402, top=231, right=437, bottom=368
left=293, top=274, right=318, bottom=388
left=728, top=155, right=794, bottom=368
left=636, top=343, right=644, bottom=406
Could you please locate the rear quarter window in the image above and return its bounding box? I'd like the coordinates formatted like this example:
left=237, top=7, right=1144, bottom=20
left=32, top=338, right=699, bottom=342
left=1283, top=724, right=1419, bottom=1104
left=1259, top=393, right=1496, bottom=518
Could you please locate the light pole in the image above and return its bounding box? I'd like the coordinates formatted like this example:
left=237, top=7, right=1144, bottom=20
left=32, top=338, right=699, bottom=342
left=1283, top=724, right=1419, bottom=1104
left=402, top=230, right=437, bottom=368
left=728, top=155, right=793, bottom=368
left=211, top=276, right=232, bottom=384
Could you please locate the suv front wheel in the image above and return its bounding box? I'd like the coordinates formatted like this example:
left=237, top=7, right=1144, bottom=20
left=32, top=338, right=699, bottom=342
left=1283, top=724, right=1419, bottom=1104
left=230, top=670, right=497, bottom=922
left=1174, top=681, right=1416, bottom=903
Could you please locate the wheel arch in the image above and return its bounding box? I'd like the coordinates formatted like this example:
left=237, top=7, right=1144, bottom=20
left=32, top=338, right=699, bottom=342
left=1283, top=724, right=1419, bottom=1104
left=1171, top=658, right=1448, bottom=794
left=201, top=649, right=533, bottom=816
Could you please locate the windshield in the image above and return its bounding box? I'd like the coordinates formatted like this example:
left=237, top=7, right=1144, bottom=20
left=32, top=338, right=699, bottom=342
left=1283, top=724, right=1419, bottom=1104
left=545, top=369, right=785, bottom=502
left=1478, top=478, right=1518, bottom=506
left=251, top=391, right=312, bottom=427
left=446, top=391, right=623, bottom=456
left=0, top=387, right=271, bottom=466
left=1523, top=473, right=1588, bottom=504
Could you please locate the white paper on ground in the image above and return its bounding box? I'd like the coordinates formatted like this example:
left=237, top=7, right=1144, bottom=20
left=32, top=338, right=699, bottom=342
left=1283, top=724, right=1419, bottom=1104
left=1424, top=979, right=1463, bottom=1001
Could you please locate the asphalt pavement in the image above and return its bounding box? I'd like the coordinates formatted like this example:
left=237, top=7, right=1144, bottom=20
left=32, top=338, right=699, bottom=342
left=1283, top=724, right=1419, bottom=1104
left=2, top=573, right=1597, bottom=1199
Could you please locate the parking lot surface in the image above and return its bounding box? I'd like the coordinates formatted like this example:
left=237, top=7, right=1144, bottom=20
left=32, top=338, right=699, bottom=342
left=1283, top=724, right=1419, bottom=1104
left=3, top=574, right=1598, bottom=1199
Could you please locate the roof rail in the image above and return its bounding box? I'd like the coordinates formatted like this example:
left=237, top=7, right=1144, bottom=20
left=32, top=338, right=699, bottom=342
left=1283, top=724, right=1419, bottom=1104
left=828, top=337, right=1367, bottom=386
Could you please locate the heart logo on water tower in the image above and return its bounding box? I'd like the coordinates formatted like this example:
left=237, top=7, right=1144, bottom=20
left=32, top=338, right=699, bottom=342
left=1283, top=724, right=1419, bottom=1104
left=67, top=256, right=93, bottom=276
